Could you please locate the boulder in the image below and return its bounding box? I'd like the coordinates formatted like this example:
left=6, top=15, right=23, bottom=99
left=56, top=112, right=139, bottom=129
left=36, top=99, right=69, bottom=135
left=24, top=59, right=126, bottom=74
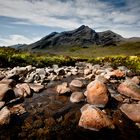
left=84, top=68, right=92, bottom=75
left=87, top=81, right=109, bottom=107
left=118, top=79, right=140, bottom=100
left=70, top=92, right=85, bottom=103
left=70, top=79, right=84, bottom=88
left=13, top=86, right=25, bottom=97
left=0, top=78, right=16, bottom=87
left=56, top=82, right=71, bottom=95
left=9, top=104, right=26, bottom=115
left=24, top=72, right=35, bottom=83
left=111, top=70, right=125, bottom=78
left=8, top=66, right=28, bottom=75
left=29, top=83, right=45, bottom=93
left=36, top=68, right=46, bottom=76
left=0, top=107, right=10, bottom=125
left=120, top=103, right=140, bottom=122
left=95, top=75, right=108, bottom=83
left=55, top=68, right=65, bottom=76
left=25, top=65, right=34, bottom=72
left=0, top=83, right=15, bottom=102
left=131, top=76, right=140, bottom=85
left=16, top=83, right=32, bottom=97
left=0, top=101, right=5, bottom=108
left=0, top=74, right=5, bottom=80
left=79, top=104, right=114, bottom=131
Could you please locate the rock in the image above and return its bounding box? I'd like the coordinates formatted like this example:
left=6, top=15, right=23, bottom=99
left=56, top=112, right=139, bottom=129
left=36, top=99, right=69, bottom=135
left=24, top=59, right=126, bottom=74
left=24, top=72, right=35, bottom=83
left=53, top=64, right=59, bottom=70
left=79, top=104, right=114, bottom=131
left=25, top=65, right=34, bottom=72
left=66, top=72, right=72, bottom=77
left=70, top=79, right=84, bottom=88
left=70, top=92, right=85, bottom=103
left=96, top=69, right=106, bottom=75
left=84, top=90, right=88, bottom=96
left=95, top=75, right=108, bottom=83
left=0, top=107, right=10, bottom=125
left=111, top=94, right=124, bottom=102
left=9, top=104, right=26, bottom=115
left=111, top=70, right=125, bottom=78
left=0, top=78, right=16, bottom=87
left=85, top=74, right=95, bottom=80
left=13, top=86, right=25, bottom=97
left=131, top=76, right=140, bottom=84
left=118, top=66, right=129, bottom=71
left=0, top=83, right=15, bottom=102
left=118, top=79, right=140, bottom=100
left=36, top=68, right=46, bottom=76
left=120, top=103, right=140, bottom=122
left=87, top=81, right=96, bottom=90
left=8, top=66, right=28, bottom=75
left=16, top=83, right=32, bottom=97
left=84, top=68, right=92, bottom=75
left=56, top=82, right=71, bottom=95
left=29, top=83, right=45, bottom=93
left=0, top=101, right=5, bottom=108
left=55, top=68, right=65, bottom=76
left=87, top=81, right=109, bottom=107
left=0, top=74, right=5, bottom=80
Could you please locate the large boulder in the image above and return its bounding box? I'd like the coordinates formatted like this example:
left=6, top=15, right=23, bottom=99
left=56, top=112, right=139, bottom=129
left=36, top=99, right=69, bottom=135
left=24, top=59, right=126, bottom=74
left=118, top=79, right=140, bottom=100
left=0, top=107, right=10, bottom=125
left=87, top=81, right=109, bottom=107
left=79, top=104, right=114, bottom=131
left=70, top=92, right=85, bottom=103
left=120, top=103, right=140, bottom=122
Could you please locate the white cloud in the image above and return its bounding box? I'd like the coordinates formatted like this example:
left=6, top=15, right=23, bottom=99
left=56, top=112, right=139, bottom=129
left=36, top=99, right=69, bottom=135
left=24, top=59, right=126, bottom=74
left=0, top=34, right=40, bottom=46
left=0, top=0, right=139, bottom=38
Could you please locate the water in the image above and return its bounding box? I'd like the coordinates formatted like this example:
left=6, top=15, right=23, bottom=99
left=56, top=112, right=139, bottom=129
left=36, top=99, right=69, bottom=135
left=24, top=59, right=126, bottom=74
left=0, top=76, right=140, bottom=140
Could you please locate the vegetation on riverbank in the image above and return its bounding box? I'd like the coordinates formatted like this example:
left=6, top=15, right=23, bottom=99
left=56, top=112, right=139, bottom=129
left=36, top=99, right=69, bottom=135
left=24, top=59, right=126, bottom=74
left=0, top=47, right=140, bottom=71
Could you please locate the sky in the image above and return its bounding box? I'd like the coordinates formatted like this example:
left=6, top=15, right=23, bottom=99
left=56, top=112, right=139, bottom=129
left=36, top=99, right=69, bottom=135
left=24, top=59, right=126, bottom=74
left=0, top=0, right=140, bottom=46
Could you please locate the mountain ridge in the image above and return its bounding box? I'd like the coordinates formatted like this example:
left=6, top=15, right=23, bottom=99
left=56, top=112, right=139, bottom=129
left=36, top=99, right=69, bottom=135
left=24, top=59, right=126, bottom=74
left=28, top=25, right=126, bottom=50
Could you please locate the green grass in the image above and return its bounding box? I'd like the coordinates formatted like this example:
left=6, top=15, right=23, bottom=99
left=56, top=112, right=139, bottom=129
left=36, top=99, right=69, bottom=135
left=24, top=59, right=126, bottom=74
left=42, top=41, right=140, bottom=59
left=0, top=41, right=140, bottom=71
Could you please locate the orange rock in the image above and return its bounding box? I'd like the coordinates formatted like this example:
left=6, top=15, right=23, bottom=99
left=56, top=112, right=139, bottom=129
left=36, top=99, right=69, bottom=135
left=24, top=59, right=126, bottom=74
left=79, top=104, right=114, bottom=131
left=120, top=103, right=140, bottom=122
left=112, top=70, right=125, bottom=78
left=118, top=79, right=140, bottom=100
left=87, top=81, right=109, bottom=107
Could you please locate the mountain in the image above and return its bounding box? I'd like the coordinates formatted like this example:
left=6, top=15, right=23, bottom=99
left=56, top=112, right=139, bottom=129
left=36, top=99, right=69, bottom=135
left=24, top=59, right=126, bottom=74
left=28, top=25, right=124, bottom=50
left=9, top=44, right=27, bottom=50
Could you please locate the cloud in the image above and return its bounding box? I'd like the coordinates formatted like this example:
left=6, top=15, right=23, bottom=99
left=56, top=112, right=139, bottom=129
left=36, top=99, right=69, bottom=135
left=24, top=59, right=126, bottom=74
left=0, top=34, right=40, bottom=46
left=0, top=0, right=139, bottom=41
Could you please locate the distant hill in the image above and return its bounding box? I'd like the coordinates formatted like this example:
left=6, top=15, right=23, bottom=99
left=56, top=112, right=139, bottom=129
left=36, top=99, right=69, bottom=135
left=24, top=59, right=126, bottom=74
left=28, top=25, right=126, bottom=50
left=9, top=44, right=27, bottom=50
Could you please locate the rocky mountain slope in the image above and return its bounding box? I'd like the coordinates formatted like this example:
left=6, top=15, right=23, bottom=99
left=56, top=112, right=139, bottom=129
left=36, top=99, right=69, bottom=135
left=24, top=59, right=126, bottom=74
left=28, top=25, right=124, bottom=50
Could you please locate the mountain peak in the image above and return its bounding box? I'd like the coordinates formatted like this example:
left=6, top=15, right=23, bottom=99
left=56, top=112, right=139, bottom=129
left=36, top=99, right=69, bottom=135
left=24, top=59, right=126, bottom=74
left=28, top=25, right=124, bottom=49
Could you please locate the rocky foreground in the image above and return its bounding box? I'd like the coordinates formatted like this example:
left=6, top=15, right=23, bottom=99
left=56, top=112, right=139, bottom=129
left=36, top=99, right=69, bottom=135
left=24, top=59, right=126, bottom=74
left=0, top=62, right=140, bottom=139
